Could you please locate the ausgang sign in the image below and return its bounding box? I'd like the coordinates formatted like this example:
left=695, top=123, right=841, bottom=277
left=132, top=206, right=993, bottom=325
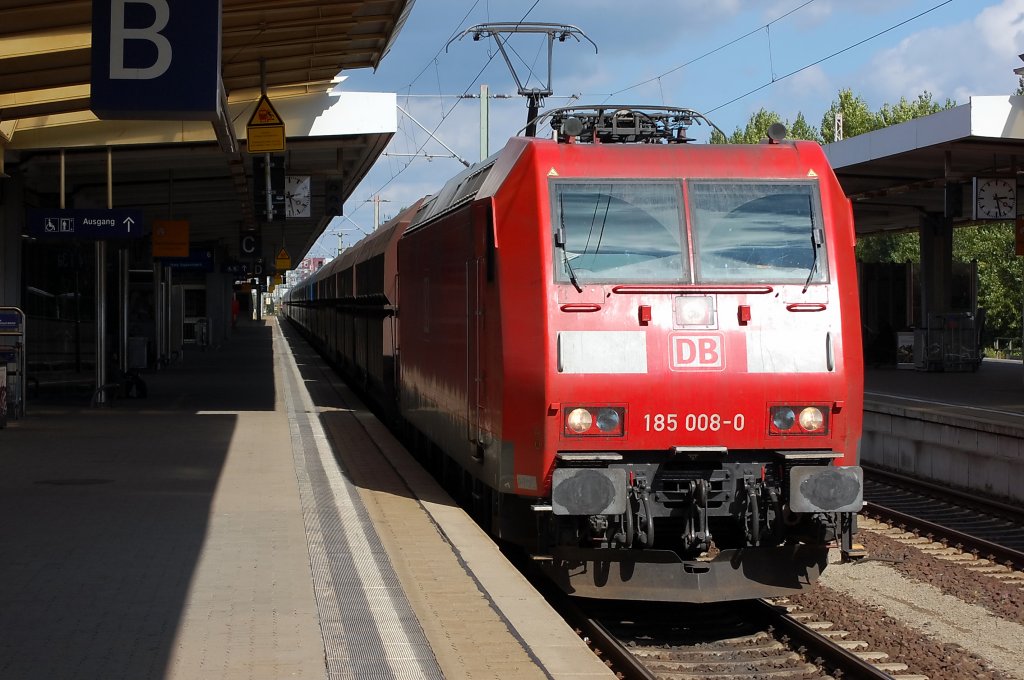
left=90, top=0, right=222, bottom=120
left=27, top=209, right=145, bottom=240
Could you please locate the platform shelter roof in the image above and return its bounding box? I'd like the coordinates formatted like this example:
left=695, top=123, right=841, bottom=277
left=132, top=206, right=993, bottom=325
left=0, top=0, right=414, bottom=264
left=823, top=95, right=1024, bottom=234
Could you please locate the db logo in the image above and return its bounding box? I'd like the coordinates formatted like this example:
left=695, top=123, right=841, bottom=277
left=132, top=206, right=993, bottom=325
left=670, top=334, right=724, bottom=370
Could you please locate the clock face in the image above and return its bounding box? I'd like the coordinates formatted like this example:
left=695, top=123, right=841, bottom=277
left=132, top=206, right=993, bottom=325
left=285, top=175, right=311, bottom=218
left=974, top=178, right=1016, bottom=220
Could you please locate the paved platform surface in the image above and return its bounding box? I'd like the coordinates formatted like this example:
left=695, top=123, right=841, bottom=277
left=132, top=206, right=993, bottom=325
left=0, top=318, right=612, bottom=680
left=866, top=358, right=1024, bottom=427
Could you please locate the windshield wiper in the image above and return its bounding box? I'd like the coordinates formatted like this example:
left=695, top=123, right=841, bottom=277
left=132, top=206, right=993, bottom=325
left=802, top=196, right=821, bottom=294
left=557, top=204, right=583, bottom=293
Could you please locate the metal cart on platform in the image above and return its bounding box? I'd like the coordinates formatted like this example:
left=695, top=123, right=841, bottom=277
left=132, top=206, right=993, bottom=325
left=913, top=311, right=981, bottom=372
left=0, top=307, right=26, bottom=426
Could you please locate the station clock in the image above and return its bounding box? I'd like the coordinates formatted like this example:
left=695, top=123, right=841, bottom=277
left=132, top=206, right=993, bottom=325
left=973, top=177, right=1016, bottom=220
left=285, top=175, right=311, bottom=218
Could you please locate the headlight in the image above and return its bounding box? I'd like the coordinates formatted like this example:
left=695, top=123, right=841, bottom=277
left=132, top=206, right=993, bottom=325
left=595, top=408, right=621, bottom=432
left=566, top=408, right=593, bottom=434
left=675, top=295, right=715, bottom=326
left=769, top=404, right=829, bottom=435
left=771, top=407, right=796, bottom=431
left=798, top=407, right=824, bottom=432
left=563, top=406, right=626, bottom=437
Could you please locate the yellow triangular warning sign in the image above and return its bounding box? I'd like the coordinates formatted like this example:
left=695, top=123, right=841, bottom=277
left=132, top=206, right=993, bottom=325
left=548, top=167, right=559, bottom=176
left=807, top=169, right=818, bottom=177
left=276, top=248, right=289, bottom=261
left=248, top=95, right=283, bottom=126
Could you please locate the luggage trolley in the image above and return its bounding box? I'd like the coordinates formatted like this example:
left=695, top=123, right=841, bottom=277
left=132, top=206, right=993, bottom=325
left=915, top=311, right=981, bottom=372
left=0, top=307, right=26, bottom=426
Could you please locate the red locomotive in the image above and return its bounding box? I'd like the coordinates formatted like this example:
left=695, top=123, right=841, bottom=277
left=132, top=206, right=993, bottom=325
left=285, top=106, right=864, bottom=602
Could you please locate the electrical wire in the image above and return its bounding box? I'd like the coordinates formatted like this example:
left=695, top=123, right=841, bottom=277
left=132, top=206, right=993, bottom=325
left=347, top=0, right=545, bottom=220
left=602, top=0, right=817, bottom=101
left=706, top=0, right=954, bottom=114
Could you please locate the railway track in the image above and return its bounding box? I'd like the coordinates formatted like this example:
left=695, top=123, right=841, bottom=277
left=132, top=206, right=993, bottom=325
left=862, top=465, right=1024, bottom=570
left=561, top=597, right=924, bottom=680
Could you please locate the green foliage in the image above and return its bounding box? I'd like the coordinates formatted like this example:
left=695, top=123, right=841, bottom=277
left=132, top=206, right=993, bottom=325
left=875, top=91, right=954, bottom=128
left=856, top=225, right=1024, bottom=340
left=818, top=89, right=954, bottom=142
left=820, top=89, right=875, bottom=142
left=710, top=108, right=820, bottom=144
left=952, top=223, right=1024, bottom=340
left=712, top=88, right=952, bottom=145
left=855, top=231, right=919, bottom=264
left=788, top=112, right=821, bottom=143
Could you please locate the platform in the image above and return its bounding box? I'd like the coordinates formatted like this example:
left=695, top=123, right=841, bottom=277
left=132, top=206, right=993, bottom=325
left=867, top=358, right=1024, bottom=423
left=0, top=318, right=612, bottom=680
left=863, top=359, right=1024, bottom=504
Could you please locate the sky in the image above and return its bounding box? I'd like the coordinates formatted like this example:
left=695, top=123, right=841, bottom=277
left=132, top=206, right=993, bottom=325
left=307, top=0, right=1024, bottom=258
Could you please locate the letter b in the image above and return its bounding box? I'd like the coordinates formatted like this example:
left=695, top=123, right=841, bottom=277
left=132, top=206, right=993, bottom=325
left=110, top=0, right=172, bottom=80
left=699, top=338, right=720, bottom=366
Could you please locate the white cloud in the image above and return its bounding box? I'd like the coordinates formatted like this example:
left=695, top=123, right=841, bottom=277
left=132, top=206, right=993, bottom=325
left=975, top=0, right=1024, bottom=54
left=865, top=0, right=1024, bottom=104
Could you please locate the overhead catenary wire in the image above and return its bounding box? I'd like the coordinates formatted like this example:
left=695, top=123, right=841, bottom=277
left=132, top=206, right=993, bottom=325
left=602, top=0, right=818, bottom=102
left=312, top=0, right=953, bottom=260
left=706, top=0, right=954, bottom=115
left=347, top=1, right=545, bottom=220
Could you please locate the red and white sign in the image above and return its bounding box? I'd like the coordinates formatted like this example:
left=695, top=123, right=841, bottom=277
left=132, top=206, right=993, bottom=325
left=670, top=334, right=724, bottom=370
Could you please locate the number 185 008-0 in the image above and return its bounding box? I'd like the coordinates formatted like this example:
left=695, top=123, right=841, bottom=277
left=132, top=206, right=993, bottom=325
left=644, top=413, right=746, bottom=432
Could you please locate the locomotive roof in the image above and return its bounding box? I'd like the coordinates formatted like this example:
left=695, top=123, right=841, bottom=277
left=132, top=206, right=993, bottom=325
left=407, top=134, right=832, bottom=233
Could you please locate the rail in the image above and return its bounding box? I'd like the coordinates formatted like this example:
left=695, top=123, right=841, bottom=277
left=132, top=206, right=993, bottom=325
left=863, top=465, right=1024, bottom=569
left=752, top=599, right=894, bottom=680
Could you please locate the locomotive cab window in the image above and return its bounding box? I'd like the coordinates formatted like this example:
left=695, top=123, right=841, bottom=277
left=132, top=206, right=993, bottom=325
left=688, top=181, right=827, bottom=285
left=552, top=181, right=687, bottom=284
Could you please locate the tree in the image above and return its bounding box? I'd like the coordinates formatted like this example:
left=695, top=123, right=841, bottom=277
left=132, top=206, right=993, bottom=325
left=952, top=224, right=1023, bottom=342
left=788, top=112, right=820, bottom=143
left=855, top=231, right=919, bottom=264
left=819, top=88, right=955, bottom=142
left=710, top=108, right=820, bottom=144
left=820, top=89, right=875, bottom=142
left=875, top=91, right=954, bottom=128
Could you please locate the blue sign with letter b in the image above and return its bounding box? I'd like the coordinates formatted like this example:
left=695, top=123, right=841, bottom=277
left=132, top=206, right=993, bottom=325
left=91, top=0, right=222, bottom=120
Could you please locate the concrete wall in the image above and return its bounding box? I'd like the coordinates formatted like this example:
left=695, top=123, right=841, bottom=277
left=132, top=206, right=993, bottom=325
left=862, top=400, right=1024, bottom=504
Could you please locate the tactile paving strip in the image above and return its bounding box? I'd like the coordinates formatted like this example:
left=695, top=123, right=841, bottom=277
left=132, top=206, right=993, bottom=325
left=278, top=325, right=444, bottom=680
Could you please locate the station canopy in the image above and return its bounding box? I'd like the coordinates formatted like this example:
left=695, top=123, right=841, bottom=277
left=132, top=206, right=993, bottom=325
left=0, top=0, right=415, bottom=264
left=823, top=95, right=1024, bottom=235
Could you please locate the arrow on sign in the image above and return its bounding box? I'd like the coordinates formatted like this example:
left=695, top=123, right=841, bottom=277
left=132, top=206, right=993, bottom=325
left=123, top=216, right=135, bottom=232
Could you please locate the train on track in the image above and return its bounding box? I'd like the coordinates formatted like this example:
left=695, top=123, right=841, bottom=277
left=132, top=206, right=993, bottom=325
left=283, top=106, right=864, bottom=602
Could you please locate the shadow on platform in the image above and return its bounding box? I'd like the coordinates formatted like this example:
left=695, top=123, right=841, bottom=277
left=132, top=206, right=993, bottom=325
left=0, top=321, right=277, bottom=679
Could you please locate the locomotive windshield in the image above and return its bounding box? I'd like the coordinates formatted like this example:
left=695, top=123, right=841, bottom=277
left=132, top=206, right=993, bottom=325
left=551, top=179, right=827, bottom=286
left=688, top=181, right=827, bottom=285
left=553, top=181, right=688, bottom=284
